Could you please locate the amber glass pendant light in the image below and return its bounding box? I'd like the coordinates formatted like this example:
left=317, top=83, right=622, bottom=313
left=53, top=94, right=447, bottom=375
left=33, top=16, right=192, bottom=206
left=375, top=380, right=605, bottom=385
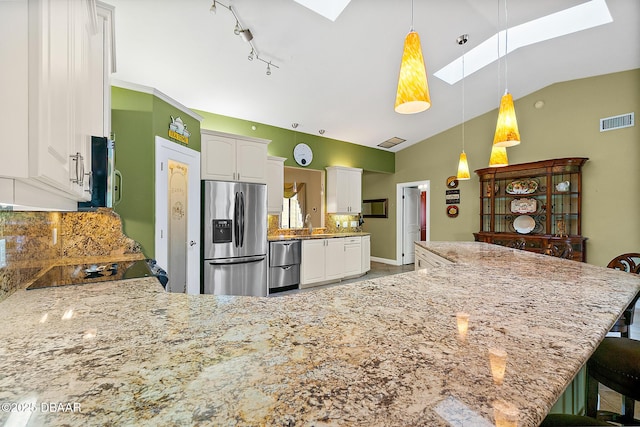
left=492, top=0, right=520, bottom=148
left=395, top=0, right=431, bottom=114
left=456, top=34, right=470, bottom=180
left=489, top=145, right=508, bottom=167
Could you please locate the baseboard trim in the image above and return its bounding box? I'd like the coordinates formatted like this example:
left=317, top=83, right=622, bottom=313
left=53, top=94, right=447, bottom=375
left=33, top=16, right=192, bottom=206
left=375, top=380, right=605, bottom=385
left=371, top=256, right=401, bottom=266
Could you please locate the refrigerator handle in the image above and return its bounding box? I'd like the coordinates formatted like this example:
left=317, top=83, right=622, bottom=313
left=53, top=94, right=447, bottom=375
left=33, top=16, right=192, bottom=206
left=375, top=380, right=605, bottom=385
left=240, top=191, right=245, bottom=247
left=208, top=255, right=265, bottom=265
left=234, top=192, right=240, bottom=247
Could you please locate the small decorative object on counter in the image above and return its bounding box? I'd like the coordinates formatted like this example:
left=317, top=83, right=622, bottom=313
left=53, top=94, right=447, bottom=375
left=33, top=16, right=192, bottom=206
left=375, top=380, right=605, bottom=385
left=555, top=218, right=567, bottom=237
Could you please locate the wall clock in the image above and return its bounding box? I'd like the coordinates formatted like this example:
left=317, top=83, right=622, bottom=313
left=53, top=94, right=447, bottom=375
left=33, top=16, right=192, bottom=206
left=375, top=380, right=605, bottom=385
left=293, top=143, right=313, bottom=166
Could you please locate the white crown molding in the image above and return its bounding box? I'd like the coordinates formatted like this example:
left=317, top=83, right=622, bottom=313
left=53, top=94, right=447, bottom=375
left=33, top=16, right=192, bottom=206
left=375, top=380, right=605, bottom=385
left=110, top=79, right=203, bottom=122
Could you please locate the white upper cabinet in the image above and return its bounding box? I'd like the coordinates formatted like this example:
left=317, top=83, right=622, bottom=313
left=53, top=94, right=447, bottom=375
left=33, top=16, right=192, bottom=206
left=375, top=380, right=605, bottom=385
left=267, top=156, right=286, bottom=214
left=326, top=166, right=363, bottom=214
left=0, top=0, right=114, bottom=206
left=201, top=130, right=269, bottom=183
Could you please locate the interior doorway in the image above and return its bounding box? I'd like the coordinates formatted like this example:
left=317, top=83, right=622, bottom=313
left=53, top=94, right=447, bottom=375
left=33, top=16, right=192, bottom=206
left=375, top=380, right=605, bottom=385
left=154, top=136, right=201, bottom=294
left=396, top=180, right=430, bottom=265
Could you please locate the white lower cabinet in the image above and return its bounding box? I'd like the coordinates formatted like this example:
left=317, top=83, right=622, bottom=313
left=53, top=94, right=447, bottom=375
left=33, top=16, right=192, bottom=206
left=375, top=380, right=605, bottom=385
left=301, top=239, right=326, bottom=285
left=414, top=243, right=454, bottom=270
left=301, top=236, right=371, bottom=288
left=361, top=235, right=371, bottom=274
left=343, top=237, right=362, bottom=278
left=301, top=238, right=344, bottom=287
left=325, top=239, right=345, bottom=281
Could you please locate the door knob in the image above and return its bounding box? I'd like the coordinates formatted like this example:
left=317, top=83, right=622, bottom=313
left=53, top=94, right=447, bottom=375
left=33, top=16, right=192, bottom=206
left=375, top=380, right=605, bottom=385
left=189, top=240, right=197, bottom=246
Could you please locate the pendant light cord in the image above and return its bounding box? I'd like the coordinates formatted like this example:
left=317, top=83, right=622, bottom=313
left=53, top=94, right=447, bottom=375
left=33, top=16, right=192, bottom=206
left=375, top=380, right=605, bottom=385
left=410, top=0, right=415, bottom=31
left=504, top=0, right=509, bottom=92
left=462, top=48, right=465, bottom=152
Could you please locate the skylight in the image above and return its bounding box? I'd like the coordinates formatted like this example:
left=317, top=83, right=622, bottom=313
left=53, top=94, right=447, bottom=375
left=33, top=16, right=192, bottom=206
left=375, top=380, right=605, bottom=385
left=293, top=0, right=352, bottom=22
left=434, top=0, right=613, bottom=85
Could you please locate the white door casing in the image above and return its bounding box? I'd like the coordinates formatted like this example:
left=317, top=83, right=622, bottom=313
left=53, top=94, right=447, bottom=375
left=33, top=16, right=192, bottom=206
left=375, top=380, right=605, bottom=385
left=396, top=180, right=430, bottom=266
left=155, top=136, right=201, bottom=294
left=402, top=187, right=420, bottom=265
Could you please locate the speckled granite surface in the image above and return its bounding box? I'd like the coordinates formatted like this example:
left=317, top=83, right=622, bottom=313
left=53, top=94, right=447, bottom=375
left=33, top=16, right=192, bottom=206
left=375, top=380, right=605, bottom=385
left=268, top=231, right=370, bottom=241
left=0, top=209, right=141, bottom=302
left=1, top=242, right=639, bottom=426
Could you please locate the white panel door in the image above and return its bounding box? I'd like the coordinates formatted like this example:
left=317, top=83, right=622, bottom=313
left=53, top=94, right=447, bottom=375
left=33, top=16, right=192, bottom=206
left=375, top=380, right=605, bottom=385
left=155, top=137, right=201, bottom=294
left=403, top=187, right=420, bottom=264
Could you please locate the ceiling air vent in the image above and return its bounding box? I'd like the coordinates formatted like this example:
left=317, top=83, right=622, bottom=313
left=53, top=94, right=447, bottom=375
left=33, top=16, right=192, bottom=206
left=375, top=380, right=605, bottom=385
left=600, top=112, right=634, bottom=132
left=378, top=137, right=406, bottom=149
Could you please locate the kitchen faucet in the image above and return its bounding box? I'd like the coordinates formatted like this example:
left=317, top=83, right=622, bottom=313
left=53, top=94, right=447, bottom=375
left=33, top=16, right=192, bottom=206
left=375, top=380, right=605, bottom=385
left=305, top=214, right=312, bottom=234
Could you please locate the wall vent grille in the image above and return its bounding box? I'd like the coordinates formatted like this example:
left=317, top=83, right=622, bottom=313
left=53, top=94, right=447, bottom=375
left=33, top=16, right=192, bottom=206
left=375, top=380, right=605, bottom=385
left=600, top=112, right=634, bottom=132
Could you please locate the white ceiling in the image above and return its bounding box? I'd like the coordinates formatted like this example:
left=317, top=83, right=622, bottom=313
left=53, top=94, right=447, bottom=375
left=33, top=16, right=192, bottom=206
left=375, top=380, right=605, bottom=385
left=108, top=0, right=640, bottom=152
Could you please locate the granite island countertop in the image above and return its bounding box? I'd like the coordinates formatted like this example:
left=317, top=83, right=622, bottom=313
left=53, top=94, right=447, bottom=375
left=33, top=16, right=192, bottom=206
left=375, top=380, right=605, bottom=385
left=1, top=242, right=639, bottom=426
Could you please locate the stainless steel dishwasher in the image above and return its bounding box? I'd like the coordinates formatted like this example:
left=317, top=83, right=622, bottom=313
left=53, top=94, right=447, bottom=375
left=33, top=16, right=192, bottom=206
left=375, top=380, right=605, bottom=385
left=269, top=240, right=301, bottom=294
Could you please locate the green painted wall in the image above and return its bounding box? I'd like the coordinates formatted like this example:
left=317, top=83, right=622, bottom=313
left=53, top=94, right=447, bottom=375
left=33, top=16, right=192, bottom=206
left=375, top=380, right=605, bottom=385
left=111, top=87, right=201, bottom=257
left=194, top=110, right=394, bottom=174
left=366, top=69, right=640, bottom=267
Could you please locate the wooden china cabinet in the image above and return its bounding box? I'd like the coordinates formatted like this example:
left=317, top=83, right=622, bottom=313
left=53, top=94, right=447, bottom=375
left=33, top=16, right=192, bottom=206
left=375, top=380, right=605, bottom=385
left=473, top=157, right=588, bottom=262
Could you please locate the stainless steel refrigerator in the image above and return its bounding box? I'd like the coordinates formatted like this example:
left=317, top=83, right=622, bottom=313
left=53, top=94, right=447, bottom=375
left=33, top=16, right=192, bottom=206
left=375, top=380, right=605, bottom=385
left=202, top=180, right=268, bottom=296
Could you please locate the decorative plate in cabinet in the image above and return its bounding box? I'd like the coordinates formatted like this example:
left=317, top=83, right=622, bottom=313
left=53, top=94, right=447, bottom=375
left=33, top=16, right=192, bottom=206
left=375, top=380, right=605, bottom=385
left=510, top=198, right=537, bottom=214
left=506, top=179, right=538, bottom=195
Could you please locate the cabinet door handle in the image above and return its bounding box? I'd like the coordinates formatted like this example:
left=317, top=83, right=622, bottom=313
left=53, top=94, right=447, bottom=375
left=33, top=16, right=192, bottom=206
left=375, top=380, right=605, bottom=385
left=78, top=154, right=85, bottom=187
left=84, top=171, right=93, bottom=194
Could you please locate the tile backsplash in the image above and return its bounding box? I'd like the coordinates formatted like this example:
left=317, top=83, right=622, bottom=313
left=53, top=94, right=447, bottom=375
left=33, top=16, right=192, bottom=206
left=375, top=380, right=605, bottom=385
left=0, top=208, right=141, bottom=302
left=268, top=213, right=362, bottom=235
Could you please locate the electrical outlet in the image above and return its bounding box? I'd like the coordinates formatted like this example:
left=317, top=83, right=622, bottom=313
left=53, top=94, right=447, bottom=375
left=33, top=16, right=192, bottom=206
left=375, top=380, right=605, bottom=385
left=0, top=239, right=6, bottom=268
left=342, top=221, right=348, bottom=228
left=350, top=221, right=357, bottom=228
left=336, top=221, right=340, bottom=228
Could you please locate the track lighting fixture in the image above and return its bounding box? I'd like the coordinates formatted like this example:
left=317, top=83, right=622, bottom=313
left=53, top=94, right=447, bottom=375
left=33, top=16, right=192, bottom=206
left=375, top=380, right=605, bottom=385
left=210, top=1, right=279, bottom=75
left=239, top=29, right=253, bottom=42
left=318, top=129, right=325, bottom=135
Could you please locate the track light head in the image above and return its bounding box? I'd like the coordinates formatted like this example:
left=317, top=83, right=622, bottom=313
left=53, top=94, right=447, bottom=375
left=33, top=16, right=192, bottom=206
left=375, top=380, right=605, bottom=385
left=456, top=34, right=469, bottom=45
left=248, top=49, right=254, bottom=61
left=209, top=1, right=216, bottom=13
left=233, top=22, right=240, bottom=35
left=239, top=29, right=253, bottom=42
left=266, top=63, right=272, bottom=76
